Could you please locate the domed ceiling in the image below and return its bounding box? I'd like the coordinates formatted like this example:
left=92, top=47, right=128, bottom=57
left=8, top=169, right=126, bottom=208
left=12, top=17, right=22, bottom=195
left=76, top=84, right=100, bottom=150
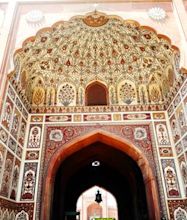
left=11, top=12, right=182, bottom=110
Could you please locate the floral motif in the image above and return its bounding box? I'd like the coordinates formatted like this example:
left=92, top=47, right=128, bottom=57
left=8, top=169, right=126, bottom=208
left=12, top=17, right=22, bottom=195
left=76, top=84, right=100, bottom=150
left=10, top=12, right=179, bottom=110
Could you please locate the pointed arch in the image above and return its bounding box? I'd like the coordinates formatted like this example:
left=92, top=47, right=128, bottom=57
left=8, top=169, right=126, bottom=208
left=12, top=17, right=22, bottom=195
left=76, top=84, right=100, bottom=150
left=41, top=129, right=160, bottom=220
left=85, top=81, right=108, bottom=106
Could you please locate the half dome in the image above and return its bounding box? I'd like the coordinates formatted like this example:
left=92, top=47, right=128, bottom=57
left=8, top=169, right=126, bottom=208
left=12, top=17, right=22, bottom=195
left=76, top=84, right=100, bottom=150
left=11, top=11, right=182, bottom=110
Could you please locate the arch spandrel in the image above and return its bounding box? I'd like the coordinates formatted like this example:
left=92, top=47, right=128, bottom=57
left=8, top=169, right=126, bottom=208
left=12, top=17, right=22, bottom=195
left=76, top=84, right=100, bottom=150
left=8, top=11, right=184, bottom=110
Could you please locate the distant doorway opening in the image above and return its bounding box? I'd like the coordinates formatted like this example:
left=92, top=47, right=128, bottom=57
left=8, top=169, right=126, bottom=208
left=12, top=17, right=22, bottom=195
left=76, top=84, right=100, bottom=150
left=76, top=186, right=118, bottom=220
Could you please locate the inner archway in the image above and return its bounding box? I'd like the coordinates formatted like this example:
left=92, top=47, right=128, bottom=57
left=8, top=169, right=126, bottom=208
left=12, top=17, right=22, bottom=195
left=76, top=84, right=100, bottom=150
left=41, top=130, right=160, bottom=220
left=76, top=186, right=118, bottom=220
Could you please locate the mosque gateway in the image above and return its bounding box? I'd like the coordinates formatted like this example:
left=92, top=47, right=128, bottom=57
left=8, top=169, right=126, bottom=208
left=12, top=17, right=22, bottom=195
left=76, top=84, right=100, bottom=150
left=0, top=0, right=187, bottom=219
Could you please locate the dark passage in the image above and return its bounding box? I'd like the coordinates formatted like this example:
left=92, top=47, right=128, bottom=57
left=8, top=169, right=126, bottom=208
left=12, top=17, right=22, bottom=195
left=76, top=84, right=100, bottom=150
left=51, top=142, right=149, bottom=220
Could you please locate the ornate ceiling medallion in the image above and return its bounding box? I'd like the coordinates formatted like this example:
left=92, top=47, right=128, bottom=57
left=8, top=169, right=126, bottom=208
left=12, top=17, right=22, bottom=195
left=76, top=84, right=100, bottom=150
left=148, top=7, right=166, bottom=21
left=83, top=12, right=109, bottom=27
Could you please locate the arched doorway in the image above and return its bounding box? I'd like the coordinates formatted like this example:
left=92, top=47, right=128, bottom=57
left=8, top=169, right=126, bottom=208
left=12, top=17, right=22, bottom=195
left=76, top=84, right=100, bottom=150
left=85, top=82, right=108, bottom=106
left=41, top=130, right=160, bottom=220
left=87, top=203, right=102, bottom=220
left=76, top=186, right=118, bottom=220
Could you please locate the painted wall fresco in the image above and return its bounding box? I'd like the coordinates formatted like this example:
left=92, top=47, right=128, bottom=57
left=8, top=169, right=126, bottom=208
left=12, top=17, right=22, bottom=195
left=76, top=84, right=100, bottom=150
left=0, top=76, right=186, bottom=220
left=0, top=81, right=30, bottom=218
left=167, top=77, right=187, bottom=218
left=0, top=143, right=6, bottom=187
left=0, top=151, right=14, bottom=197
left=0, top=197, right=34, bottom=220
left=161, top=159, right=181, bottom=198
left=178, top=154, right=187, bottom=196
left=0, top=81, right=186, bottom=220
left=154, top=122, right=170, bottom=145
left=27, top=125, right=42, bottom=148
left=170, top=114, right=181, bottom=143
left=10, top=159, right=21, bottom=200
left=21, top=162, right=38, bottom=201
left=175, top=104, right=187, bottom=136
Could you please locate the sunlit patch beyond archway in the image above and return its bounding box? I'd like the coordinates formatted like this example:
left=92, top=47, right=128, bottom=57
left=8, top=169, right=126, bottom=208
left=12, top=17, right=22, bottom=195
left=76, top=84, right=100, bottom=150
left=76, top=186, right=118, bottom=220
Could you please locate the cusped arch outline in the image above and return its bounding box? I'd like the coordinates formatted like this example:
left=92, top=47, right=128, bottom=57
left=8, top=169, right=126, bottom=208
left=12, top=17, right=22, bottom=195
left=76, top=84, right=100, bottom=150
left=12, top=12, right=180, bottom=59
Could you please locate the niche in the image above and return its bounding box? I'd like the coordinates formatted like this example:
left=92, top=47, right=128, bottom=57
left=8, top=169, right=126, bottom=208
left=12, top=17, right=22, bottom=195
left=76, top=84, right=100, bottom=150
left=85, top=82, right=108, bottom=106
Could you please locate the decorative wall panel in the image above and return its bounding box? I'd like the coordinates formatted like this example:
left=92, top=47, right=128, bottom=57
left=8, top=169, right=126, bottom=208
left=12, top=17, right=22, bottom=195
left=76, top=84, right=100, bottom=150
left=0, top=197, right=34, bottom=220
left=7, top=85, right=16, bottom=101
left=21, top=162, right=38, bottom=201
left=184, top=96, right=187, bottom=118
left=11, top=108, right=21, bottom=140
left=16, top=145, right=22, bottom=159
left=15, top=98, right=22, bottom=113
left=45, top=115, right=71, bottom=122
left=178, top=154, right=187, bottom=196
left=0, top=151, right=14, bottom=197
left=161, top=159, right=180, bottom=198
left=27, top=125, right=42, bottom=148
left=123, top=113, right=151, bottom=120
left=1, top=96, right=13, bottom=131
left=26, top=151, right=39, bottom=160
left=83, top=114, right=112, bottom=121
left=176, top=142, right=183, bottom=156
left=0, top=143, right=6, bottom=185
left=8, top=137, right=17, bottom=153
left=173, top=94, right=181, bottom=109
left=168, top=103, right=174, bottom=118
left=182, top=135, right=187, bottom=149
left=174, top=207, right=187, bottom=220
left=152, top=112, right=165, bottom=120
left=0, top=126, right=8, bottom=145
left=181, top=81, right=187, bottom=98
left=175, top=104, right=187, bottom=136
left=10, top=159, right=20, bottom=200
left=168, top=200, right=187, bottom=220
left=170, top=114, right=181, bottom=143
left=30, top=115, right=43, bottom=123
left=159, top=147, right=173, bottom=157
left=18, top=118, right=27, bottom=146
left=154, top=122, right=170, bottom=145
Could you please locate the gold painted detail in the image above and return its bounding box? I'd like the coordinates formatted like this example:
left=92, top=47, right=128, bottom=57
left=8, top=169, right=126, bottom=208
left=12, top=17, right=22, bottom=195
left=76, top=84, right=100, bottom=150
left=83, top=13, right=109, bottom=27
